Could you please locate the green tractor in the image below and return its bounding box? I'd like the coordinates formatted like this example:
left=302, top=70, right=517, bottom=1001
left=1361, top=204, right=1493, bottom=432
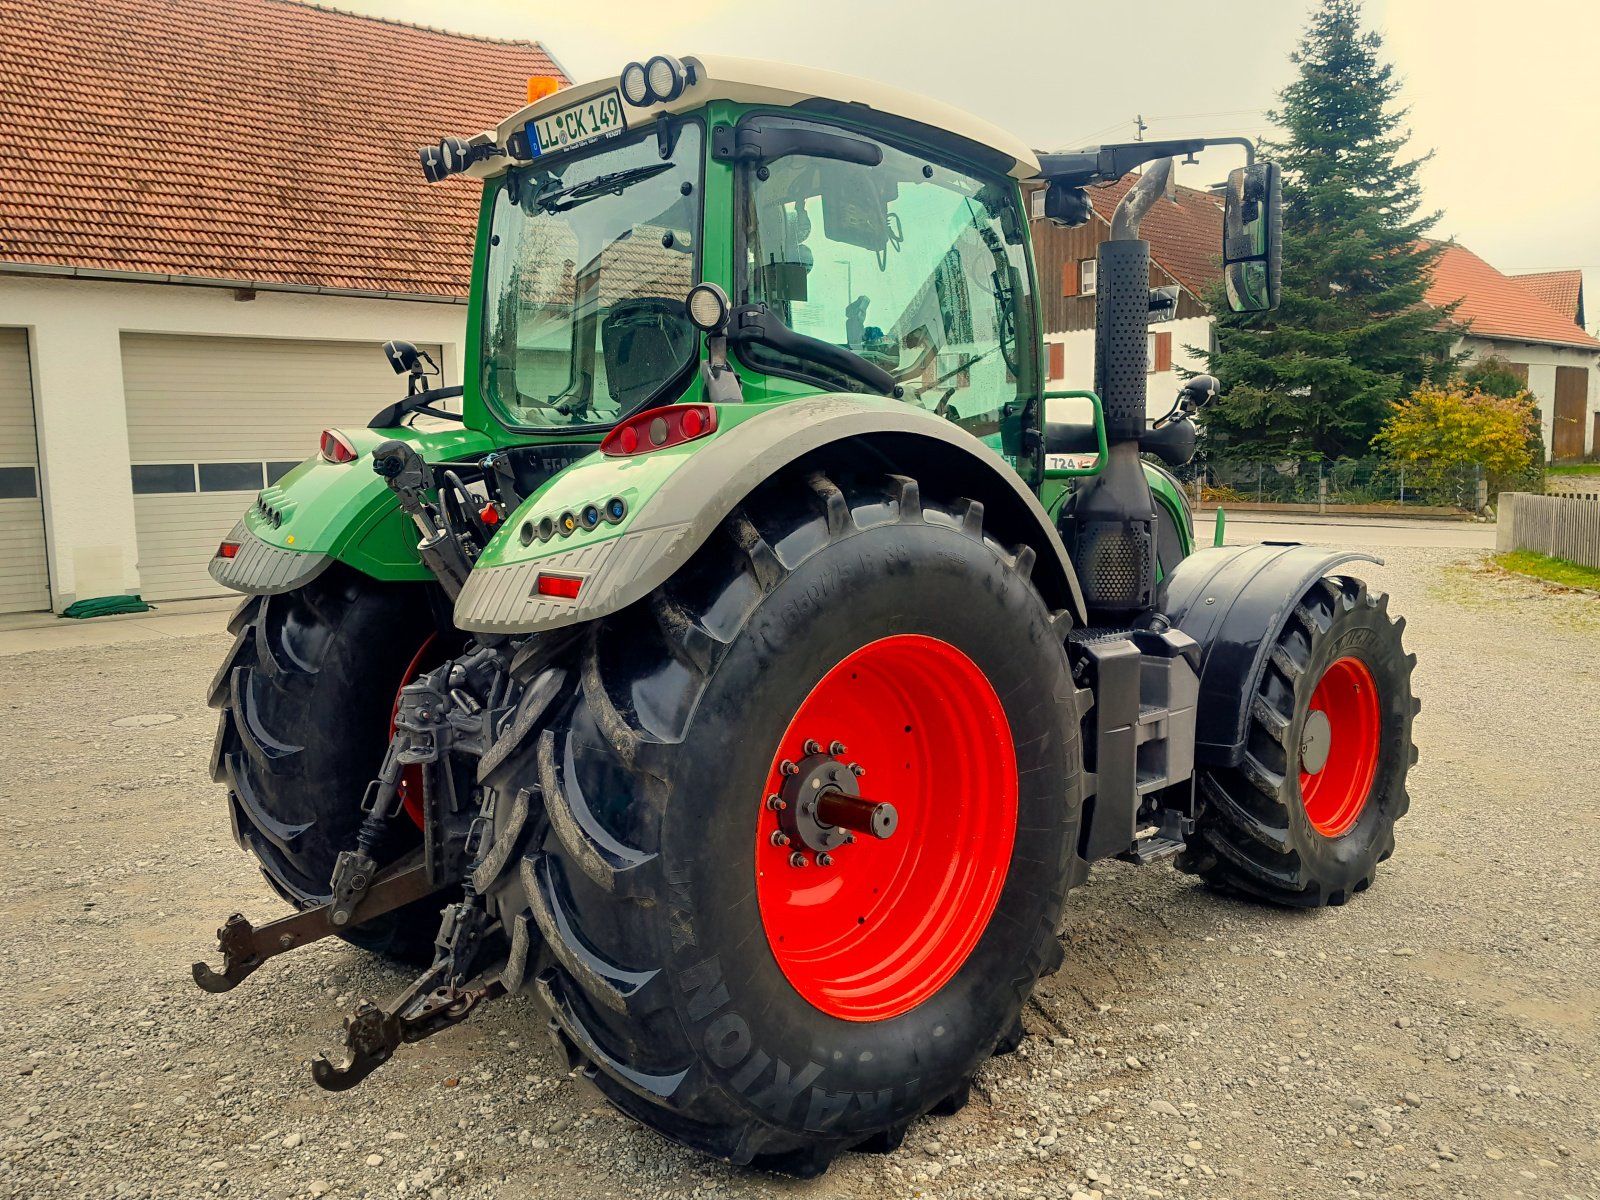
left=195, top=55, right=1416, bottom=1175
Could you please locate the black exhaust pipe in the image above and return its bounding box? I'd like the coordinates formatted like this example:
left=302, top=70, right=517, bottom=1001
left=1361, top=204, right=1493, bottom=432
left=1069, top=160, right=1172, bottom=618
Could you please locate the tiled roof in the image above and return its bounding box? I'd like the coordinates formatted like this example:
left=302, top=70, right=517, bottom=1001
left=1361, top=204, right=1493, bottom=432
left=1509, top=269, right=1584, bottom=326
left=1084, top=176, right=1225, bottom=298
left=1425, top=243, right=1599, bottom=350
left=0, top=0, right=565, bottom=297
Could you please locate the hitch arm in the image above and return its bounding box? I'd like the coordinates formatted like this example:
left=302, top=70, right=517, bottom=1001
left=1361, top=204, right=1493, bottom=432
left=191, top=856, right=441, bottom=993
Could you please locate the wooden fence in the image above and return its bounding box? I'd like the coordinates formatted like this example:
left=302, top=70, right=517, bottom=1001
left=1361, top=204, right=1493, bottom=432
left=1497, top=493, right=1600, bottom=569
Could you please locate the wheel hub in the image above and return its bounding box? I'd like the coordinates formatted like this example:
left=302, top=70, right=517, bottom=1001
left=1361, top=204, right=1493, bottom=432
left=770, top=748, right=898, bottom=859
left=1299, top=709, right=1333, bottom=774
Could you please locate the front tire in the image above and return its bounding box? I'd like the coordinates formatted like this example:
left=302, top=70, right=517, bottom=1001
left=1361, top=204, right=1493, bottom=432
left=482, top=467, right=1083, bottom=1173
left=1180, top=575, right=1417, bottom=906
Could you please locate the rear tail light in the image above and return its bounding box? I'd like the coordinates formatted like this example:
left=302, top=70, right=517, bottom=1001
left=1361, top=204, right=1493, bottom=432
left=216, top=541, right=240, bottom=559
left=601, top=404, right=717, bottom=457
left=535, top=573, right=583, bottom=600
left=319, top=429, right=358, bottom=464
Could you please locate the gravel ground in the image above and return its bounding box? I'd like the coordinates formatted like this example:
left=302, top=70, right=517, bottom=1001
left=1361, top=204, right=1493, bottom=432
left=1, top=546, right=1597, bottom=1200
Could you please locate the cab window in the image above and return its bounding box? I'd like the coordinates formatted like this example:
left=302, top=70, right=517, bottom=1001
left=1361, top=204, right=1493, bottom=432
left=739, top=117, right=1033, bottom=451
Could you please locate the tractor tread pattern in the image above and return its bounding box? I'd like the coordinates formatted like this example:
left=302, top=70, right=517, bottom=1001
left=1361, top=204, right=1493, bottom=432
left=1179, top=577, right=1415, bottom=908
left=206, top=567, right=440, bottom=961
left=537, top=728, right=656, bottom=895
left=522, top=852, right=661, bottom=1014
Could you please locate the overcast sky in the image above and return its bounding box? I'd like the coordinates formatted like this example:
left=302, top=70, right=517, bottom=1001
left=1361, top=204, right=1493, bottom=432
left=347, top=0, right=1598, bottom=328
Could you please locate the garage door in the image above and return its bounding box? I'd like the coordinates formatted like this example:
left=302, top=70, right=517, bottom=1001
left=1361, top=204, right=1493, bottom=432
left=0, top=328, right=50, bottom=614
left=122, top=334, right=445, bottom=601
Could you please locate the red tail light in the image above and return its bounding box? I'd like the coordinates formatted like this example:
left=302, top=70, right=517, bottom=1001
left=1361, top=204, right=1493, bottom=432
left=601, top=405, right=717, bottom=457
left=319, top=429, right=358, bottom=464
left=535, top=573, right=583, bottom=600
left=216, top=541, right=241, bottom=559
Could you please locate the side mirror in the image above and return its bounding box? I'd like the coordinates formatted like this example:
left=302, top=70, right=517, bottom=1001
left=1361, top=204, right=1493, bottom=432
left=1222, top=162, right=1282, bottom=313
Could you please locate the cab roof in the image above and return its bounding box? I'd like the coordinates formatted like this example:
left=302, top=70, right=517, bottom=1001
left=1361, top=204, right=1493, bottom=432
left=471, top=54, right=1041, bottom=181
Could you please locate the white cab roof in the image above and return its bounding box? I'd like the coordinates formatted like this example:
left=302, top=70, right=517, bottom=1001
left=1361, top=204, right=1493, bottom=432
left=471, top=54, right=1040, bottom=180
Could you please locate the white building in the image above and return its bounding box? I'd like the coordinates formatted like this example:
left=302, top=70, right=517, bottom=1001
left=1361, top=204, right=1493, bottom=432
left=0, top=0, right=565, bottom=613
left=1425, top=245, right=1600, bottom=462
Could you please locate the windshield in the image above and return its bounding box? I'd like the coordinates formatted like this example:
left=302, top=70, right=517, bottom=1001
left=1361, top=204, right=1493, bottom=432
left=481, top=124, right=703, bottom=430
left=739, top=116, right=1032, bottom=443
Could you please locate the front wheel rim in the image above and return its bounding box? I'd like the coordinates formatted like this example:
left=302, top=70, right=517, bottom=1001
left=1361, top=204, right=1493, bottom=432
left=754, top=634, right=1017, bottom=1022
left=1298, top=655, right=1381, bottom=838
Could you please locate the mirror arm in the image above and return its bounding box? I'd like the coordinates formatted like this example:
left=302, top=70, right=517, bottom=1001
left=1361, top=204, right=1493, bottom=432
left=1037, top=136, right=1255, bottom=188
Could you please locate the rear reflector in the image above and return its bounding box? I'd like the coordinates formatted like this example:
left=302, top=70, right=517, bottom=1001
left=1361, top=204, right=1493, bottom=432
left=601, top=404, right=717, bottom=456
left=319, top=429, right=358, bottom=464
left=535, top=573, right=583, bottom=600
left=217, top=541, right=241, bottom=559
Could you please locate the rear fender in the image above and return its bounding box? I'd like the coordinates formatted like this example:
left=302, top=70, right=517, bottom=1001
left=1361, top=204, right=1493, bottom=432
left=454, top=395, right=1088, bottom=634
left=1162, top=543, right=1379, bottom=767
left=208, top=424, right=497, bottom=595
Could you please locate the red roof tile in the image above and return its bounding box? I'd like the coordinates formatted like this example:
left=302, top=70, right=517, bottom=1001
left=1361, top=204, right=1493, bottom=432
left=1425, top=243, right=1598, bottom=350
left=0, top=0, right=565, bottom=296
left=1084, top=176, right=1225, bottom=298
left=1509, top=269, right=1584, bottom=325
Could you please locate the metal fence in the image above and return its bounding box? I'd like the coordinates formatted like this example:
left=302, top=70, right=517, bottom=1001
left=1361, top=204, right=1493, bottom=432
left=1496, top=493, right=1600, bottom=570
left=1167, top=458, right=1506, bottom=512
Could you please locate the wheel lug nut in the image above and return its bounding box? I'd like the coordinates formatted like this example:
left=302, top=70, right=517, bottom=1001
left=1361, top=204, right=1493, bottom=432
left=848, top=762, right=865, bottom=777
left=803, top=739, right=821, bottom=755
left=788, top=851, right=807, bottom=868
left=829, top=741, right=846, bottom=756
left=770, top=831, right=790, bottom=847
left=844, top=833, right=856, bottom=844
left=765, top=794, right=785, bottom=811
left=780, top=760, right=799, bottom=776
left=816, top=853, right=833, bottom=867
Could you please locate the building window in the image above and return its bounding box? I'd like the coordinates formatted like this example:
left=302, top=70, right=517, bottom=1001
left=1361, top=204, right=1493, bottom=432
left=266, top=462, right=301, bottom=485
left=197, top=462, right=267, bottom=493
left=1147, top=331, right=1173, bottom=374
left=1030, top=189, right=1045, bottom=220
left=131, top=464, right=197, bottom=494
left=1048, top=341, right=1065, bottom=381
left=0, top=466, right=38, bottom=500
left=1080, top=259, right=1097, bottom=296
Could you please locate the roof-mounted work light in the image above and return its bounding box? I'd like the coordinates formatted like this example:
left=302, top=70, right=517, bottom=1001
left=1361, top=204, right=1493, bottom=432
left=619, top=54, right=692, bottom=108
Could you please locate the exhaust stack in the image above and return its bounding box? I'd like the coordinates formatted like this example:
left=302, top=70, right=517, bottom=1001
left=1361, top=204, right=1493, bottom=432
left=1070, top=159, right=1172, bottom=618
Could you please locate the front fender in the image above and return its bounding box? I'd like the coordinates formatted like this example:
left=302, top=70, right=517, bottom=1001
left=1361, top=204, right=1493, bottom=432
left=1163, top=542, right=1380, bottom=767
left=454, top=395, right=1087, bottom=634
left=208, top=424, right=497, bottom=595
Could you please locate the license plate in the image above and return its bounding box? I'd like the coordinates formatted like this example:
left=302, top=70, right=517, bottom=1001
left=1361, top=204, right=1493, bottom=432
left=527, top=90, right=627, bottom=158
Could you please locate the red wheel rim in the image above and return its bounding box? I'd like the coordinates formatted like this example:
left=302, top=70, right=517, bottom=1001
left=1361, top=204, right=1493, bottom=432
left=391, top=634, right=439, bottom=829
left=1298, top=655, right=1381, bottom=838
left=754, top=634, right=1017, bottom=1022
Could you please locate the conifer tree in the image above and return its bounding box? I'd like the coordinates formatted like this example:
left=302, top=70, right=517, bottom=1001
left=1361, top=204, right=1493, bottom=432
left=1202, top=0, right=1458, bottom=462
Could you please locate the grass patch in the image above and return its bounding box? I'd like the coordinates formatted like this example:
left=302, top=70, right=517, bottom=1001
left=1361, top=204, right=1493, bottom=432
left=1493, top=550, right=1600, bottom=591
left=1546, top=463, right=1600, bottom=476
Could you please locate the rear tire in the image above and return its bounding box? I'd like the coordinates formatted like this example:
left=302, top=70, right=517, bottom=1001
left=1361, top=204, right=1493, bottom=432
left=1179, top=575, right=1417, bottom=907
left=208, top=567, right=446, bottom=962
left=481, top=467, right=1083, bottom=1174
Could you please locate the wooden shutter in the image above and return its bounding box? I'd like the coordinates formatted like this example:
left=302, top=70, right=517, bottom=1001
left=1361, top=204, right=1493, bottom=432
left=1061, top=262, right=1078, bottom=298
left=1048, top=342, right=1065, bottom=381
left=1152, top=331, right=1173, bottom=373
